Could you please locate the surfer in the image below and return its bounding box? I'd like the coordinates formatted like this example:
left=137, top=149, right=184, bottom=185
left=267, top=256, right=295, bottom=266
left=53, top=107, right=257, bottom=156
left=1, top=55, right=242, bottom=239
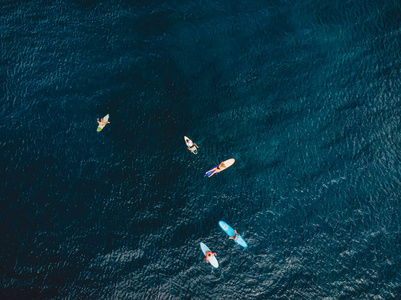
left=205, top=251, right=215, bottom=262
left=97, top=118, right=110, bottom=126
left=206, top=162, right=226, bottom=177
left=217, top=162, right=226, bottom=170
left=229, top=230, right=239, bottom=241
left=185, top=137, right=198, bottom=152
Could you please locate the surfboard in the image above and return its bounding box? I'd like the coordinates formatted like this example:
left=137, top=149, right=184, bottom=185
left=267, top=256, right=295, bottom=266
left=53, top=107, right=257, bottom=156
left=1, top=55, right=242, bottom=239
left=205, top=158, right=235, bottom=177
left=219, top=221, right=248, bottom=248
left=184, top=136, right=198, bottom=154
left=200, top=242, right=219, bottom=268
left=97, top=114, right=109, bottom=132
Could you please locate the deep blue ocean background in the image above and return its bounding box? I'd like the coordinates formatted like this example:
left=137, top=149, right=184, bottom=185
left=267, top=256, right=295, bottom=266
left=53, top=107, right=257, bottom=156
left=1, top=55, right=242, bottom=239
left=2, top=0, right=401, bottom=299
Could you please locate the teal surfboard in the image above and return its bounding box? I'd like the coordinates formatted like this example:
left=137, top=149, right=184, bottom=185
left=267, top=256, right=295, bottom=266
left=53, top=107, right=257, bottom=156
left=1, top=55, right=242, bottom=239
left=219, top=221, right=248, bottom=248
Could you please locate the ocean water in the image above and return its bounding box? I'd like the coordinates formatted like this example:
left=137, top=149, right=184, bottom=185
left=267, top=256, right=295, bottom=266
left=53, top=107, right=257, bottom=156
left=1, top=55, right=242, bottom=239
left=2, top=0, right=401, bottom=299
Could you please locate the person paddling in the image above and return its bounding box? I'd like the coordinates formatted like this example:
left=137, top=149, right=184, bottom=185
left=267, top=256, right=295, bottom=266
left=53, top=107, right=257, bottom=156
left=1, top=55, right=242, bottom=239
left=217, top=162, right=226, bottom=170
left=205, top=162, right=226, bottom=177
left=97, top=117, right=110, bottom=127
left=205, top=251, right=216, bottom=263
left=185, top=137, right=198, bottom=152
left=229, top=229, right=239, bottom=241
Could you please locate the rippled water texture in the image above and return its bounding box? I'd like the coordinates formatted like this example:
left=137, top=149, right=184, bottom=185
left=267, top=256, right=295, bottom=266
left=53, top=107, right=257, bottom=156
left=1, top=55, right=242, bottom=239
left=2, top=0, right=401, bottom=299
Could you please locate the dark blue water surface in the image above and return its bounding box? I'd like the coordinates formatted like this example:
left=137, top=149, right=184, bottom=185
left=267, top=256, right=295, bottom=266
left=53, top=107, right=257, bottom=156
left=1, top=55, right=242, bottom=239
left=2, top=0, right=401, bottom=298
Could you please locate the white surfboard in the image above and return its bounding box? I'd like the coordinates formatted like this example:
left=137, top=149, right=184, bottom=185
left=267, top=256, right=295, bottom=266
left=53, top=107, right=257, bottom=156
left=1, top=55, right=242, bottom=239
left=184, top=136, right=198, bottom=154
left=97, top=114, right=109, bottom=132
left=200, top=242, right=218, bottom=268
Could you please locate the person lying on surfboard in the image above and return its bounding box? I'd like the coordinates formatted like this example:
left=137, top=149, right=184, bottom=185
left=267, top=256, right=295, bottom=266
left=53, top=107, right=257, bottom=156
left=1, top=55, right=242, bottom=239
left=205, top=162, right=226, bottom=177
left=185, top=138, right=198, bottom=151
left=205, top=251, right=216, bottom=263
left=97, top=118, right=110, bottom=126
left=229, top=229, right=239, bottom=241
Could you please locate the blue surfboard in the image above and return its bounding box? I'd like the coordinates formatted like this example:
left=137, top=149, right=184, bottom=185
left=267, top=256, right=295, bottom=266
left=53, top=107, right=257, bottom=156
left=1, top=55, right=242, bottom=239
left=219, top=221, right=248, bottom=248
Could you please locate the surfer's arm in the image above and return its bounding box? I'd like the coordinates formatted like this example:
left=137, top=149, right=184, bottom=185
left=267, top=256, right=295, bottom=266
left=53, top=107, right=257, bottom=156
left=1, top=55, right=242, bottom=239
left=194, top=143, right=198, bottom=148
left=97, top=119, right=101, bottom=124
